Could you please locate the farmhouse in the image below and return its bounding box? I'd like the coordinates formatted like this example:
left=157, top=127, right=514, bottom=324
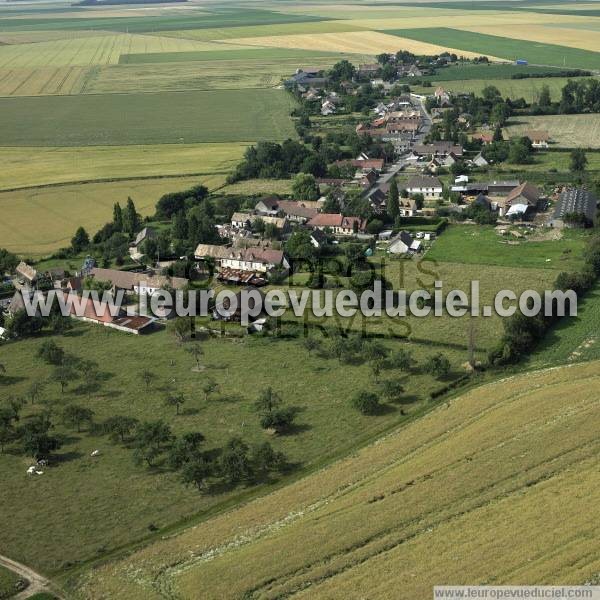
left=89, top=268, right=188, bottom=295
left=404, top=175, right=443, bottom=200
left=221, top=247, right=289, bottom=274
left=413, top=142, right=463, bottom=159
left=307, top=213, right=367, bottom=235
left=15, top=261, right=37, bottom=285
left=551, top=188, right=598, bottom=228
left=399, top=198, right=418, bottom=217
left=525, top=130, right=550, bottom=148
left=64, top=292, right=154, bottom=334
left=276, top=201, right=318, bottom=223
left=497, top=181, right=541, bottom=217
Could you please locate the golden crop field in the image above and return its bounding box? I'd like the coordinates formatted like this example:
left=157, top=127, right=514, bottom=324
left=0, top=65, right=93, bottom=96
left=0, top=175, right=226, bottom=256
left=0, top=142, right=246, bottom=190
left=505, top=114, right=600, bottom=148
left=0, top=33, right=250, bottom=68
left=464, top=23, right=600, bottom=52
left=227, top=30, right=500, bottom=59
left=75, top=360, right=600, bottom=599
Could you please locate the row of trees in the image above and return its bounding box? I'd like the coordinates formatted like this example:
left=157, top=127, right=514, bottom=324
left=489, top=231, right=600, bottom=365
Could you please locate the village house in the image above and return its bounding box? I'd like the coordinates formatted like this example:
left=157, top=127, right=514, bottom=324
left=434, top=87, right=452, bottom=107
left=220, top=247, right=289, bottom=274
left=286, top=67, right=328, bottom=89
left=413, top=142, right=463, bottom=160
left=15, top=261, right=37, bottom=286
left=309, top=229, right=328, bottom=248
left=497, top=181, right=542, bottom=218
left=525, top=130, right=550, bottom=148
left=64, top=292, right=155, bottom=334
left=404, top=175, right=443, bottom=200
left=358, top=63, right=380, bottom=78
left=275, top=200, right=318, bottom=223
left=388, top=231, right=415, bottom=255
left=471, top=132, right=494, bottom=145
left=399, top=198, right=418, bottom=217
left=307, top=213, right=367, bottom=235
left=88, top=268, right=188, bottom=296
left=550, top=188, right=598, bottom=228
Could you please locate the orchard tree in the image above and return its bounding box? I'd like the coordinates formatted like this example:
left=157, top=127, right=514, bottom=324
left=103, top=415, right=139, bottom=444
left=181, top=453, right=214, bottom=491
left=139, top=369, right=156, bottom=391
left=164, top=392, right=186, bottom=415
left=62, top=404, right=94, bottom=433
left=351, top=391, right=380, bottom=415
left=202, top=378, right=219, bottom=402
left=425, top=353, right=451, bottom=379
left=292, top=173, right=320, bottom=201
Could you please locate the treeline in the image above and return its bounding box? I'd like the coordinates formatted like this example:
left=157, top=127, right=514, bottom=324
left=227, top=134, right=394, bottom=184
left=511, top=69, right=591, bottom=80
left=489, top=231, right=600, bottom=365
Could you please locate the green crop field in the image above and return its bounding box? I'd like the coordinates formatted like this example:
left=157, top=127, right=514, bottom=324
left=0, top=176, right=225, bottom=256
left=382, top=28, right=600, bottom=69
left=426, top=225, right=589, bottom=270
left=403, top=62, right=574, bottom=82
left=0, top=89, right=297, bottom=146
left=0, top=8, right=328, bottom=33
left=0, top=142, right=246, bottom=190
left=74, top=358, right=600, bottom=599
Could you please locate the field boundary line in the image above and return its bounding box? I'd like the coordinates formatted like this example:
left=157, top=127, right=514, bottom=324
left=0, top=171, right=231, bottom=194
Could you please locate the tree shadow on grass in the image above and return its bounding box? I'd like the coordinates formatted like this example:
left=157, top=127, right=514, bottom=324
left=181, top=407, right=200, bottom=416
left=0, top=375, right=26, bottom=386
left=53, top=450, right=84, bottom=464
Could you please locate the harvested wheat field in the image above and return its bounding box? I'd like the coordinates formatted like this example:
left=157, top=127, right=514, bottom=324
left=505, top=114, right=600, bottom=148
left=75, top=360, right=600, bottom=599
left=226, top=30, right=500, bottom=59
left=463, top=24, right=600, bottom=52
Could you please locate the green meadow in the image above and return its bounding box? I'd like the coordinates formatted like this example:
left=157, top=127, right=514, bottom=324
left=0, top=89, right=297, bottom=146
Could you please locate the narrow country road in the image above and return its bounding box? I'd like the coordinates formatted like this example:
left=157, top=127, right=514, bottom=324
left=0, top=554, right=63, bottom=599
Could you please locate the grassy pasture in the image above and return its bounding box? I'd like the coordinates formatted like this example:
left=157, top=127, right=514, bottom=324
left=505, top=114, right=600, bottom=148
left=74, top=359, right=600, bottom=599
left=275, top=258, right=560, bottom=352
left=0, top=143, right=245, bottom=190
left=382, top=28, right=600, bottom=69
left=0, top=88, right=297, bottom=146
left=405, top=62, right=574, bottom=82
left=0, top=565, right=22, bottom=599
left=0, top=176, right=224, bottom=256
left=527, top=283, right=600, bottom=369
left=412, top=76, right=575, bottom=103
left=426, top=224, right=588, bottom=271
left=0, top=325, right=459, bottom=573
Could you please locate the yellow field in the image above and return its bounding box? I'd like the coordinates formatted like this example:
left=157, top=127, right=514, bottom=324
left=0, top=65, right=93, bottom=96
left=74, top=360, right=600, bottom=599
left=0, top=175, right=226, bottom=256
left=0, top=34, right=250, bottom=68
left=464, top=24, right=600, bottom=52
left=0, top=142, right=246, bottom=190
left=159, top=20, right=370, bottom=42
left=227, top=30, right=501, bottom=60
left=505, top=114, right=600, bottom=148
